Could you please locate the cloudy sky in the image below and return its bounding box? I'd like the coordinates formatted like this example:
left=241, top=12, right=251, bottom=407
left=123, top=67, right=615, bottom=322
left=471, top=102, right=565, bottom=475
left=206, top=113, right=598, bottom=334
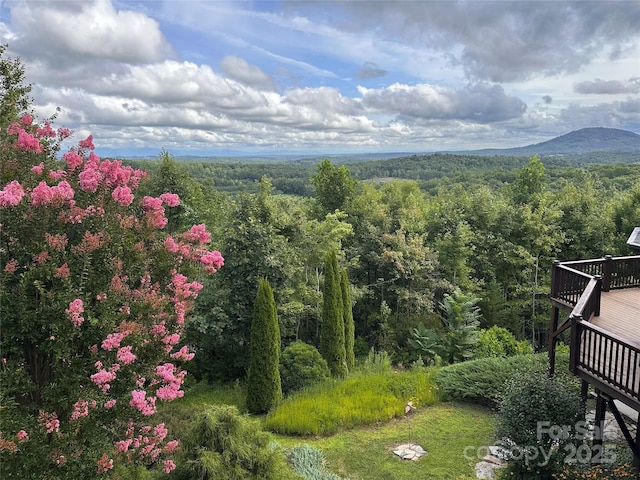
left=1, top=0, right=639, bottom=156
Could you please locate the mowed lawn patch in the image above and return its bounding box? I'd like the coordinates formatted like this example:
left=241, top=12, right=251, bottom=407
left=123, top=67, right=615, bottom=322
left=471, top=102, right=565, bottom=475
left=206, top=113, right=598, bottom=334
left=274, top=402, right=496, bottom=480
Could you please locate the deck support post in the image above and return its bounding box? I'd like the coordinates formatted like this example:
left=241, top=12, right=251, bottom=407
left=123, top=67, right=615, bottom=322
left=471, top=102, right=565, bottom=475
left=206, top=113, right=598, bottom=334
left=635, top=412, right=640, bottom=471
left=593, top=390, right=606, bottom=450
left=548, top=306, right=560, bottom=377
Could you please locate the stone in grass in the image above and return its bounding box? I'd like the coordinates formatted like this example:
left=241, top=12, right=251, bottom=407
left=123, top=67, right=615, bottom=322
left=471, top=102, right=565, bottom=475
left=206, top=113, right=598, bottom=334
left=392, top=443, right=427, bottom=461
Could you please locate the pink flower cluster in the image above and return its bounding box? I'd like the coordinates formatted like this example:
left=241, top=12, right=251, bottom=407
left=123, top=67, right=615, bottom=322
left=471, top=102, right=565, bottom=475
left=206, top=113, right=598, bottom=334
left=114, top=421, right=177, bottom=470
left=31, top=180, right=74, bottom=207
left=163, top=224, right=224, bottom=273
left=45, top=232, right=68, bottom=251
left=65, top=298, right=84, bottom=327
left=170, top=345, right=195, bottom=362
left=155, top=363, right=186, bottom=402
left=129, top=390, right=156, bottom=415
left=70, top=398, right=94, bottom=421
left=0, top=180, right=25, bottom=207
left=112, top=186, right=134, bottom=206
left=142, top=196, right=169, bottom=229
left=78, top=153, right=146, bottom=194
left=38, top=411, right=60, bottom=434
left=96, top=453, right=113, bottom=474
left=116, top=345, right=137, bottom=365
left=16, top=430, right=29, bottom=443
left=102, top=331, right=129, bottom=351
left=16, top=129, right=42, bottom=153
left=90, top=363, right=119, bottom=393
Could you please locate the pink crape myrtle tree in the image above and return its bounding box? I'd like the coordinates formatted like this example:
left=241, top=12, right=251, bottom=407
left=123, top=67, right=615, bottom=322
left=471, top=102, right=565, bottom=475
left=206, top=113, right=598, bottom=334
left=0, top=110, right=223, bottom=477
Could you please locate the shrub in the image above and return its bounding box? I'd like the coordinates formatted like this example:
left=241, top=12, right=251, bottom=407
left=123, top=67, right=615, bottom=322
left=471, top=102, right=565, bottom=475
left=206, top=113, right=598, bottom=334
left=359, top=348, right=392, bottom=374
left=495, top=370, right=584, bottom=477
left=172, top=405, right=299, bottom=480
left=247, top=278, right=282, bottom=414
left=287, top=445, right=347, bottom=480
left=474, top=325, right=533, bottom=358
left=280, top=341, right=331, bottom=396
left=319, top=250, right=347, bottom=377
left=0, top=49, right=223, bottom=479
left=434, top=352, right=570, bottom=407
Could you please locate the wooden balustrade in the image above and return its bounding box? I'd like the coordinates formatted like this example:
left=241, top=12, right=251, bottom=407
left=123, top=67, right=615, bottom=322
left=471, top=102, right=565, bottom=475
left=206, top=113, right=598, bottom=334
left=570, top=317, right=640, bottom=410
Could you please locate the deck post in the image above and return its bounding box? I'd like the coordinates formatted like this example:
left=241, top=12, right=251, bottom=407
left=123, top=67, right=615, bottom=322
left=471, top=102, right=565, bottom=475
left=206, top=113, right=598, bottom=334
left=593, top=275, right=602, bottom=317
left=602, top=255, right=613, bottom=292
left=569, top=314, right=581, bottom=373
left=593, top=390, right=607, bottom=450
left=548, top=307, right=560, bottom=377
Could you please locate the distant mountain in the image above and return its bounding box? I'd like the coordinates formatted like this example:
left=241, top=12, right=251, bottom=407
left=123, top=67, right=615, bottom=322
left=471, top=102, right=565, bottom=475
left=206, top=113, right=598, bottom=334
left=462, top=128, right=640, bottom=156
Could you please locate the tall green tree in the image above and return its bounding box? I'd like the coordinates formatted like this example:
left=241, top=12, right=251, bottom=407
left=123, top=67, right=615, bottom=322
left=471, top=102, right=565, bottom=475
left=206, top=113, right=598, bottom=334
left=0, top=45, right=31, bottom=128
left=341, top=267, right=355, bottom=372
left=319, top=250, right=347, bottom=377
left=311, top=159, right=358, bottom=217
left=247, top=278, right=282, bottom=414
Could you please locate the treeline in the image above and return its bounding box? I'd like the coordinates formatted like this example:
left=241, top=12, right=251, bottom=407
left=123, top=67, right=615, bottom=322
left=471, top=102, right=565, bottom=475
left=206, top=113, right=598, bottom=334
left=128, top=152, right=640, bottom=196
left=137, top=154, right=640, bottom=382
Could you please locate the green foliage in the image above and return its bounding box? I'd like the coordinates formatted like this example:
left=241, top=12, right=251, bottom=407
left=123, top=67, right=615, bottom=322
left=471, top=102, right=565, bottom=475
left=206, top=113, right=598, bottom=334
left=0, top=45, right=31, bottom=144
left=172, top=405, right=299, bottom=480
left=340, top=268, right=355, bottom=372
left=311, top=159, right=358, bottom=217
left=359, top=348, right=393, bottom=374
left=474, top=325, right=533, bottom=358
left=319, top=251, right=347, bottom=377
left=247, top=279, right=282, bottom=414
left=280, top=341, right=331, bottom=397
left=409, top=288, right=481, bottom=365
left=495, top=371, right=584, bottom=477
left=265, top=370, right=439, bottom=436
left=0, top=53, right=221, bottom=479
left=434, top=352, right=570, bottom=407
left=286, top=445, right=347, bottom=480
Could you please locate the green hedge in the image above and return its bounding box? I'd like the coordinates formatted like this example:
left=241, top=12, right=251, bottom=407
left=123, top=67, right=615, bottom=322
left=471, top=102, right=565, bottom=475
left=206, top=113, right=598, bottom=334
left=434, top=352, right=570, bottom=407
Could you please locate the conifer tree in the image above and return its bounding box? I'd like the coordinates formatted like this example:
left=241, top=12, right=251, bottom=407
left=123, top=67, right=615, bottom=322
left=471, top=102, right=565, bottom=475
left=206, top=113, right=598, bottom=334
left=247, top=278, right=282, bottom=413
left=320, top=251, right=347, bottom=377
left=341, top=267, right=356, bottom=372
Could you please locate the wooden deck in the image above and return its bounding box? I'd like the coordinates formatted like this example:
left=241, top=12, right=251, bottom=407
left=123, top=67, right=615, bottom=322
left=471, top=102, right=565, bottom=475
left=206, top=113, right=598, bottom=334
left=591, top=288, right=640, bottom=346
left=575, top=287, right=640, bottom=412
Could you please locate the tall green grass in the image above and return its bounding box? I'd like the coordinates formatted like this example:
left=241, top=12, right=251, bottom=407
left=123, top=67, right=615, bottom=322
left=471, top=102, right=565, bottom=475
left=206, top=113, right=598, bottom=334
left=265, top=369, right=439, bottom=436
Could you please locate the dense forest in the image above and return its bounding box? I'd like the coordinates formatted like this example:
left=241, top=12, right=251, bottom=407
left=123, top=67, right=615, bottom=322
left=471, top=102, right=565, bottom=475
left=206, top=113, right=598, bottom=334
left=132, top=151, right=640, bottom=381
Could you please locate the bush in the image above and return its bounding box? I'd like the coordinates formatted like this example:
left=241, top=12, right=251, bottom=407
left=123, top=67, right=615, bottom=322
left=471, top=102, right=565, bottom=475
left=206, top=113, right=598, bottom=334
left=247, top=278, right=282, bottom=414
left=280, top=341, right=331, bottom=396
left=496, top=370, right=584, bottom=477
left=359, top=348, right=393, bottom=374
left=172, top=405, right=300, bottom=480
left=287, top=445, right=347, bottom=480
left=434, top=352, right=570, bottom=407
left=474, top=325, right=533, bottom=358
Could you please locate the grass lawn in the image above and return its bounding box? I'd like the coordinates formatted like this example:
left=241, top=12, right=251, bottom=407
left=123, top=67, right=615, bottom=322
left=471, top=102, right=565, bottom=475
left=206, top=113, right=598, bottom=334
left=273, top=402, right=496, bottom=480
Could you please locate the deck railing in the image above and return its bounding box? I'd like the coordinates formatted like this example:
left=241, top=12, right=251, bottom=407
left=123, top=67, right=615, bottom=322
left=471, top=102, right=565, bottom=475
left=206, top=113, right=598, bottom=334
left=570, top=317, right=640, bottom=409
left=551, top=255, right=640, bottom=411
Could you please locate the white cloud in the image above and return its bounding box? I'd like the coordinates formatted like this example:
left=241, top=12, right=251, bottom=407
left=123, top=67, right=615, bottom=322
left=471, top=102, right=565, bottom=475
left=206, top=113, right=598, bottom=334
left=220, top=56, right=276, bottom=91
left=8, top=0, right=174, bottom=64
left=359, top=82, right=527, bottom=123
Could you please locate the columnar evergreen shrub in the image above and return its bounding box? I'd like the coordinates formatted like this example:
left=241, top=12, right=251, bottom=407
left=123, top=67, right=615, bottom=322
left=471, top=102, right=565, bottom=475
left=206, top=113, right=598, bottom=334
left=319, top=250, right=347, bottom=377
left=0, top=48, right=223, bottom=478
left=280, top=341, right=330, bottom=396
left=246, top=278, right=282, bottom=414
left=340, top=268, right=355, bottom=372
